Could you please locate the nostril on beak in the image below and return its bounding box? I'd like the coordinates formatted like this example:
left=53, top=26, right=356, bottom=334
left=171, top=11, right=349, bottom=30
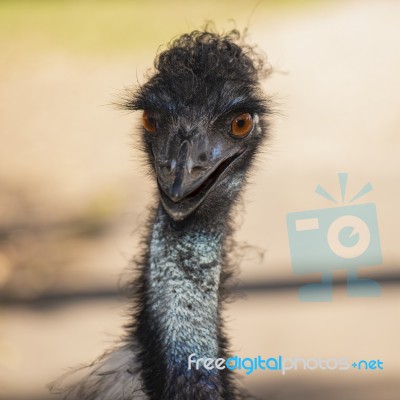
left=187, top=158, right=193, bottom=174
left=170, top=159, right=176, bottom=172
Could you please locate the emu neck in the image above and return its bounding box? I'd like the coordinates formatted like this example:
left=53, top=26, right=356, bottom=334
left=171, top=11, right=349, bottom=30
left=149, top=206, right=223, bottom=357
left=136, top=204, right=234, bottom=400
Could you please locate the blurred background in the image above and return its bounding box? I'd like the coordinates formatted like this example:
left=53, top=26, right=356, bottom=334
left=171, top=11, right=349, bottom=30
left=1, top=0, right=400, bottom=399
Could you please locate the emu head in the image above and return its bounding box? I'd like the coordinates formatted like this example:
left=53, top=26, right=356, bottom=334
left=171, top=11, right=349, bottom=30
left=127, top=30, right=270, bottom=221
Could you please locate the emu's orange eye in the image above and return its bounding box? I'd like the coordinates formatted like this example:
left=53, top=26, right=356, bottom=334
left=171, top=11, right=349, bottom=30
left=231, top=113, right=253, bottom=138
left=142, top=111, right=157, bottom=133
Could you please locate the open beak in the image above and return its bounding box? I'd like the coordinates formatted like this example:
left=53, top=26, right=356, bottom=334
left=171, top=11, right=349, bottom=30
left=155, top=138, right=246, bottom=221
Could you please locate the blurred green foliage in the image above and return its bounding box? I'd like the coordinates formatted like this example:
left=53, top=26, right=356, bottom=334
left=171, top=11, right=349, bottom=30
left=0, top=0, right=319, bottom=55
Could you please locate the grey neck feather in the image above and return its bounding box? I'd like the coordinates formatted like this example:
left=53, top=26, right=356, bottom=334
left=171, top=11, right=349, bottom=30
left=148, top=205, right=224, bottom=363
left=134, top=203, right=237, bottom=399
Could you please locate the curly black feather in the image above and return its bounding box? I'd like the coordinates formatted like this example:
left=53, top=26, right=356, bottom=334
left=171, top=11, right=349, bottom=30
left=124, top=29, right=270, bottom=117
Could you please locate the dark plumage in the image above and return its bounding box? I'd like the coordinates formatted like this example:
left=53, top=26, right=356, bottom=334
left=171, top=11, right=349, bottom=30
left=52, top=29, right=271, bottom=400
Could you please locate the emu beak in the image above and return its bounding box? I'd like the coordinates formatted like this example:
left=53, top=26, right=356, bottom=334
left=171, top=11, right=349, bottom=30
left=155, top=138, right=246, bottom=221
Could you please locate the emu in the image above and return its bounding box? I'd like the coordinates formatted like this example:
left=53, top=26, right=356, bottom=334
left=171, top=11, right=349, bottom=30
left=53, top=29, right=271, bottom=400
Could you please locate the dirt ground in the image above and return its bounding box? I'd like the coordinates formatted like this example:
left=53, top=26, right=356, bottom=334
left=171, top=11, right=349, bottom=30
left=0, top=1, right=400, bottom=399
